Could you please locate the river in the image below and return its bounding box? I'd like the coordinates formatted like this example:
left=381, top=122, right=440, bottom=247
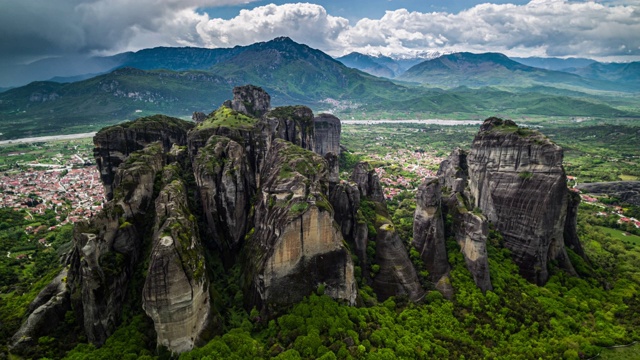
left=0, top=132, right=97, bottom=145
left=341, top=119, right=482, bottom=125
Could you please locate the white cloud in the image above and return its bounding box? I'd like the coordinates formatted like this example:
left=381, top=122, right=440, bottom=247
left=193, top=3, right=350, bottom=51
left=1, top=0, right=639, bottom=63
left=339, top=1, right=640, bottom=59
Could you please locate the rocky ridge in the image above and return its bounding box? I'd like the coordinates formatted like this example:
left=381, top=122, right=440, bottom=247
left=11, top=90, right=587, bottom=356
left=10, top=85, right=359, bottom=355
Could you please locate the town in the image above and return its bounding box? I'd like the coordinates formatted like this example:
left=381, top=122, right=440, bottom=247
left=0, top=141, right=104, bottom=234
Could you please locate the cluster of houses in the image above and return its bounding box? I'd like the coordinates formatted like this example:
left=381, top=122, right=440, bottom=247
left=567, top=175, right=640, bottom=229
left=369, top=149, right=444, bottom=200
left=0, top=165, right=104, bottom=228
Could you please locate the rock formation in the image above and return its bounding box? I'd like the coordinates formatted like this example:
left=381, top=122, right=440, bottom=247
left=143, top=164, right=210, bottom=353
left=351, top=162, right=385, bottom=203
left=314, top=113, right=341, bottom=156
left=349, top=162, right=425, bottom=301
left=467, top=118, right=576, bottom=284
left=412, top=178, right=453, bottom=297
left=12, top=89, right=589, bottom=357
left=192, top=135, right=254, bottom=252
left=438, top=151, right=492, bottom=292
left=412, top=117, right=585, bottom=294
left=564, top=191, right=587, bottom=260
left=245, top=139, right=356, bottom=307
left=227, top=84, right=271, bottom=118
left=12, top=85, right=364, bottom=355
left=93, top=115, right=193, bottom=200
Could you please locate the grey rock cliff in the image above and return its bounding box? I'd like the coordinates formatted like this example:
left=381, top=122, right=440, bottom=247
left=245, top=140, right=356, bottom=307
left=438, top=151, right=493, bottom=293
left=467, top=117, right=576, bottom=284
left=192, top=135, right=254, bottom=252
left=373, top=221, right=426, bottom=301
left=564, top=191, right=587, bottom=260
left=143, top=166, right=210, bottom=353
left=93, top=115, right=193, bottom=200
left=350, top=162, right=385, bottom=203
left=229, top=84, right=271, bottom=118
left=350, top=162, right=425, bottom=301
left=329, top=181, right=370, bottom=279
left=263, top=106, right=315, bottom=153
left=412, top=177, right=453, bottom=297
left=313, top=113, right=341, bottom=156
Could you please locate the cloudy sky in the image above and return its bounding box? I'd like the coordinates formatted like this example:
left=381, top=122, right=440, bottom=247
left=1, top=0, right=639, bottom=67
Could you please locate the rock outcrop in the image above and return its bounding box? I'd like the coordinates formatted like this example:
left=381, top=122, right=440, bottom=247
left=246, top=140, right=356, bottom=307
left=143, top=165, right=210, bottom=353
left=93, top=115, right=193, bottom=200
left=412, top=178, right=452, bottom=297
left=564, top=191, right=587, bottom=260
left=349, top=162, right=425, bottom=301
left=438, top=152, right=492, bottom=292
left=467, top=118, right=576, bottom=284
left=13, top=86, right=365, bottom=355
left=314, top=113, right=341, bottom=156
left=412, top=118, right=585, bottom=293
left=576, top=181, right=640, bottom=206
left=192, top=135, right=254, bottom=252
left=227, top=84, right=271, bottom=118
left=351, top=162, right=385, bottom=203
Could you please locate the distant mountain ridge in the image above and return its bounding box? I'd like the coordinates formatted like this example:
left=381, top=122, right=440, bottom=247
left=336, top=52, right=427, bottom=78
left=512, top=57, right=597, bottom=71
left=398, top=52, right=639, bottom=92
left=0, top=38, right=637, bottom=140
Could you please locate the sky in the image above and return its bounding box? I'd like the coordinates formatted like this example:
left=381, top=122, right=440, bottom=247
left=1, top=0, right=639, bottom=67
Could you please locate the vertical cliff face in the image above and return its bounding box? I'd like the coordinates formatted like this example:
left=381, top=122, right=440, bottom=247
left=467, top=118, right=575, bottom=284
left=349, top=162, right=425, bottom=301
left=564, top=191, right=588, bottom=260
left=192, top=135, right=254, bottom=252
left=439, top=152, right=493, bottom=293
left=246, top=139, right=356, bottom=307
left=228, top=84, right=271, bottom=118
left=69, top=142, right=166, bottom=345
left=452, top=208, right=492, bottom=292
left=351, top=162, right=385, bottom=203
left=313, top=113, right=341, bottom=156
left=263, top=106, right=316, bottom=153
left=93, top=115, right=193, bottom=200
left=412, top=177, right=453, bottom=297
left=143, top=166, right=210, bottom=354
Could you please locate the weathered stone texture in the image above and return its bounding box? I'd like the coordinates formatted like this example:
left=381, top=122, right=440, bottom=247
left=412, top=177, right=452, bottom=296
left=467, top=117, right=575, bottom=284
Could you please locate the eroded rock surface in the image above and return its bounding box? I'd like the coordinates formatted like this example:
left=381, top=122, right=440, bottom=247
left=412, top=177, right=452, bottom=297
left=246, top=140, right=356, bottom=307
left=228, top=84, right=271, bottom=118
left=192, top=136, right=254, bottom=252
left=349, top=161, right=424, bottom=301
left=143, top=167, right=210, bottom=353
left=93, top=115, right=193, bottom=200
left=467, top=117, right=575, bottom=284
left=314, top=113, right=341, bottom=156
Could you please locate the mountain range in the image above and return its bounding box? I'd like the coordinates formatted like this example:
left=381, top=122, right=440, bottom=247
left=0, top=37, right=638, bottom=140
